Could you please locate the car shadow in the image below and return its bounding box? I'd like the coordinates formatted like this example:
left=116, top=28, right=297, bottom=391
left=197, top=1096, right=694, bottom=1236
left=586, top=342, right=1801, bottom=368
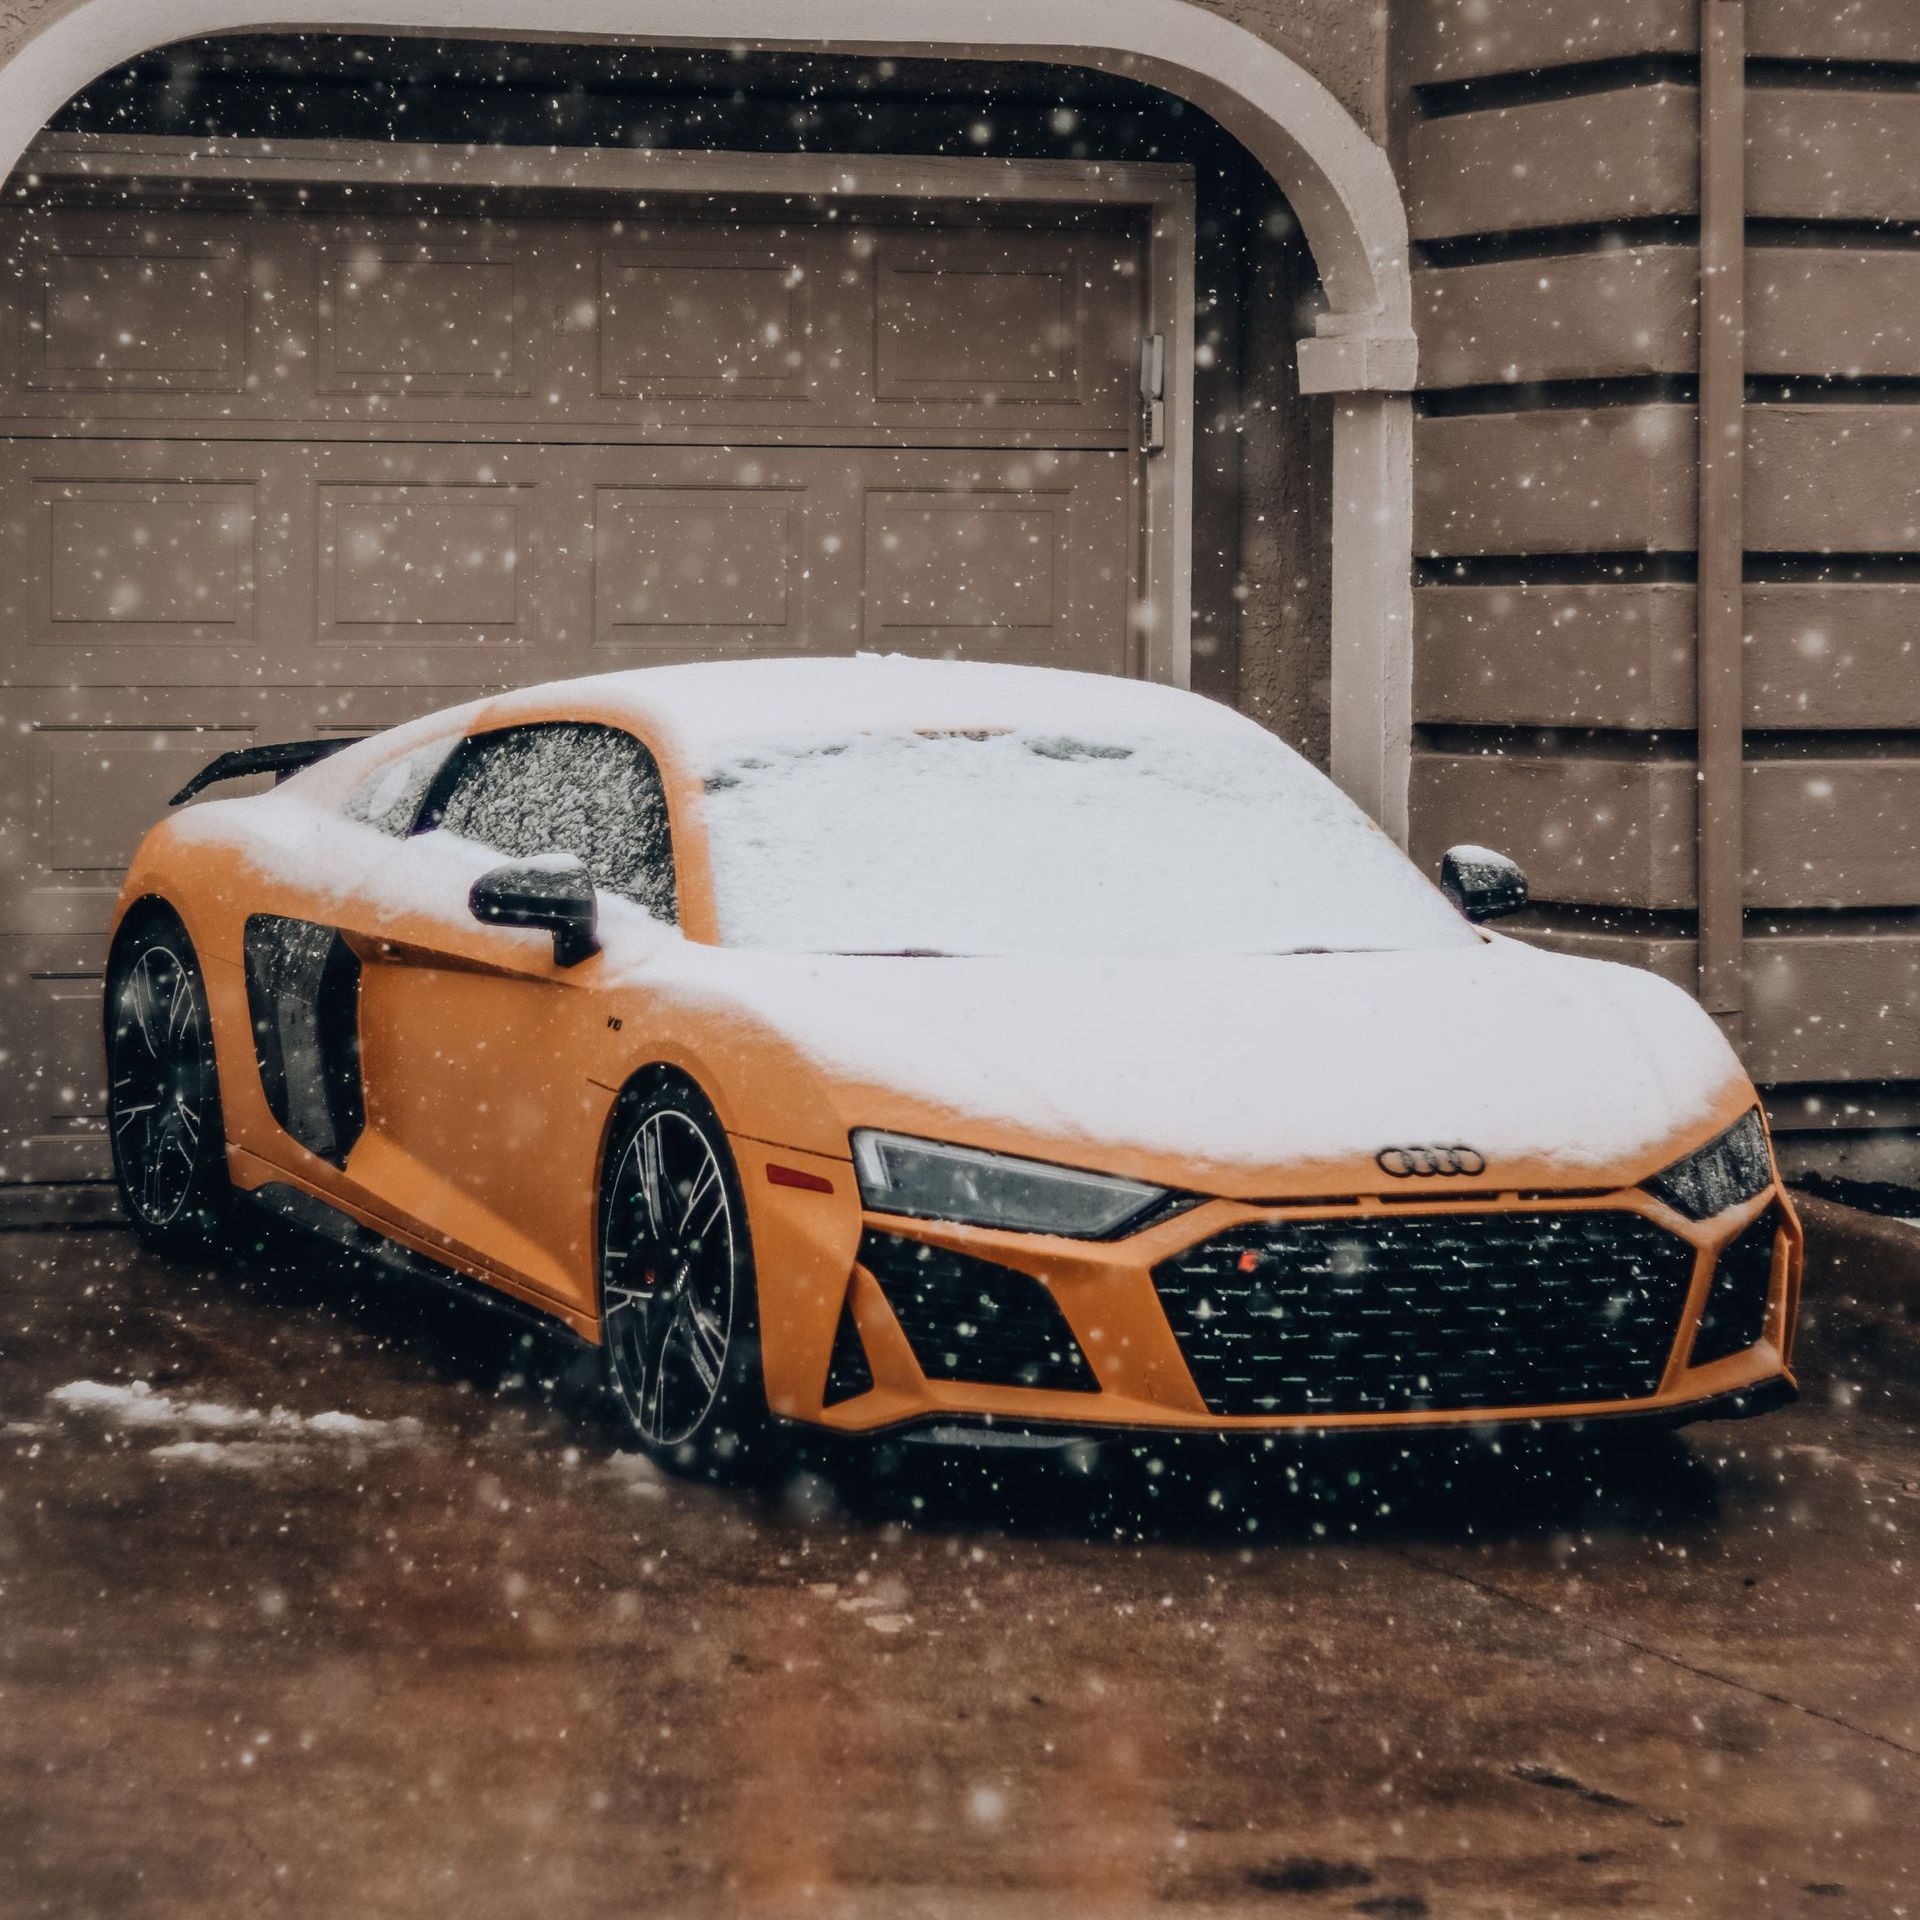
left=794, top=1420, right=1733, bottom=1550
left=203, top=1212, right=1750, bottom=1553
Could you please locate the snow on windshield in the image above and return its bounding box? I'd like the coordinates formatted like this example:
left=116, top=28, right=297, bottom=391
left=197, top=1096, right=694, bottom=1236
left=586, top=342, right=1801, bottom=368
left=698, top=724, right=1475, bottom=957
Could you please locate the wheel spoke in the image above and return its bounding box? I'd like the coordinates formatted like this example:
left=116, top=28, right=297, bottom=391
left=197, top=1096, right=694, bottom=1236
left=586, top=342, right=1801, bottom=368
left=639, top=1118, right=668, bottom=1238
left=128, top=962, right=161, bottom=1059
left=681, top=1300, right=725, bottom=1393
left=676, top=1158, right=718, bottom=1236
left=165, top=964, right=195, bottom=1044
left=640, top=1328, right=670, bottom=1436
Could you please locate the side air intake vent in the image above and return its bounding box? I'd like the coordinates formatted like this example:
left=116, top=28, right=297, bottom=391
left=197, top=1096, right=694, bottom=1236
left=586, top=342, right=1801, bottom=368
left=860, top=1231, right=1095, bottom=1393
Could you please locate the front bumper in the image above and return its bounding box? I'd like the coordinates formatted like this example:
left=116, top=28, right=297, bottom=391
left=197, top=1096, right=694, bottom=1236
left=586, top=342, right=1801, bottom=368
left=781, top=1178, right=1801, bottom=1439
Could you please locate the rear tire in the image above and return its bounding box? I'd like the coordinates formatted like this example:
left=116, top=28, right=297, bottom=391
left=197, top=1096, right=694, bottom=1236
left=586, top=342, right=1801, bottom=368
left=597, top=1078, right=771, bottom=1477
left=104, top=907, right=233, bottom=1248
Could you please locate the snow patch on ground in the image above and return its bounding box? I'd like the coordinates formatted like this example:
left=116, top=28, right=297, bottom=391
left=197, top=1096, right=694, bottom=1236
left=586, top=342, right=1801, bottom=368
left=603, top=1450, right=667, bottom=1498
left=46, top=1379, right=425, bottom=1465
left=148, top=1439, right=293, bottom=1472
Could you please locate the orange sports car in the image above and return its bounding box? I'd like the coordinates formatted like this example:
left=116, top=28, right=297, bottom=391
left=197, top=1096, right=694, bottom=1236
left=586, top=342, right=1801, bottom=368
left=106, top=657, right=1800, bottom=1467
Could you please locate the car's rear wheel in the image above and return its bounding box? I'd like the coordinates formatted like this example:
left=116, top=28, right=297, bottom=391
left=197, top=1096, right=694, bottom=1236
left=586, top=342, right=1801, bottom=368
left=598, top=1079, right=770, bottom=1475
left=105, top=909, right=233, bottom=1247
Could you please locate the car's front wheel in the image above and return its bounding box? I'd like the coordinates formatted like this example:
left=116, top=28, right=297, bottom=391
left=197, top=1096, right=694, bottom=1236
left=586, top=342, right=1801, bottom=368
left=105, top=908, right=233, bottom=1247
left=598, top=1079, right=770, bottom=1475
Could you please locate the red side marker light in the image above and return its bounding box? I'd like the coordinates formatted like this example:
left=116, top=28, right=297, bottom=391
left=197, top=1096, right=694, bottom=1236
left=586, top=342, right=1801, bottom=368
left=767, top=1163, right=835, bottom=1195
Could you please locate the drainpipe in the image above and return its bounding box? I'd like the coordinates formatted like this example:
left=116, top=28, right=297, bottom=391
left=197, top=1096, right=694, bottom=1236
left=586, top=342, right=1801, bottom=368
left=1697, top=0, right=1746, bottom=1042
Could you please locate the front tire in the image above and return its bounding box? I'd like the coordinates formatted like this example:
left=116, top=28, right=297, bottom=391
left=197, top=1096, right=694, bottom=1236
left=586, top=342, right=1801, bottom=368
left=598, top=1079, right=769, bottom=1475
left=105, top=908, right=233, bottom=1247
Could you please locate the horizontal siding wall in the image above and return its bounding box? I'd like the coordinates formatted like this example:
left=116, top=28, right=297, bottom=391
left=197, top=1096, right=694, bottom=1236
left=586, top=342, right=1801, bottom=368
left=1395, top=2, right=1920, bottom=1185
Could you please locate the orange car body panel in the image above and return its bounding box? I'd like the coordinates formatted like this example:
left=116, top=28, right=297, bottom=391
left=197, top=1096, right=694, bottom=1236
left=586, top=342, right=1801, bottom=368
left=113, top=686, right=1804, bottom=1435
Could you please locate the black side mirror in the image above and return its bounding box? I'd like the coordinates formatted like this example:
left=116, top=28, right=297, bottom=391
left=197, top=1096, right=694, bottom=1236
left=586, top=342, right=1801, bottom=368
left=1440, top=844, right=1529, bottom=923
left=469, top=857, right=600, bottom=967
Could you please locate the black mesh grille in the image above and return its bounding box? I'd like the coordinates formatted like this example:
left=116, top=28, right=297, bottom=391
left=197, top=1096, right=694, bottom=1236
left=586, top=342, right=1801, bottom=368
left=860, top=1231, right=1095, bottom=1393
left=1691, top=1206, right=1779, bottom=1367
left=1151, top=1210, right=1697, bottom=1417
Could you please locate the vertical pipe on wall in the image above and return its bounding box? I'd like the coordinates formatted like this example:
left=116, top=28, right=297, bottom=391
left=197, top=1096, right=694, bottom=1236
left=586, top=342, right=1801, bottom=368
left=1697, top=0, right=1747, bottom=1039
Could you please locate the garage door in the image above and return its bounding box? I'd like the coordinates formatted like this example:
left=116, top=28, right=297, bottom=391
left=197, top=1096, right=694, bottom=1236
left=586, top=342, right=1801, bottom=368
left=0, top=169, right=1151, bottom=1188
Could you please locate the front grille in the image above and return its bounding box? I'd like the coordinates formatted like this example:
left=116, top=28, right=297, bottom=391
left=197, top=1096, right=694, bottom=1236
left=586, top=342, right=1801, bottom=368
left=1691, top=1205, right=1779, bottom=1367
left=1151, top=1210, right=1697, bottom=1417
left=860, top=1231, right=1095, bottom=1393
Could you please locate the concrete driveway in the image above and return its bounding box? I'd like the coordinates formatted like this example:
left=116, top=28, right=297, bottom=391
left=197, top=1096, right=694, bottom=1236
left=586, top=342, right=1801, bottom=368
left=2, top=1203, right=1917, bottom=1919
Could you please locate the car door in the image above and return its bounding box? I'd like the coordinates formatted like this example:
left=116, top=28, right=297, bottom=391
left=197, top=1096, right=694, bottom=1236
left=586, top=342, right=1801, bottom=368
left=345, top=720, right=680, bottom=1317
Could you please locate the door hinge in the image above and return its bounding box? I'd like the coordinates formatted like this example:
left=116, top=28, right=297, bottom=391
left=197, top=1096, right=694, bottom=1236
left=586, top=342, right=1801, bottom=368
left=1139, top=332, right=1166, bottom=454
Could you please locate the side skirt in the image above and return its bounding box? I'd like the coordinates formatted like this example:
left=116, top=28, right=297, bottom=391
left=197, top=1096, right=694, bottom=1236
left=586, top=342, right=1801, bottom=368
left=244, top=1181, right=594, bottom=1348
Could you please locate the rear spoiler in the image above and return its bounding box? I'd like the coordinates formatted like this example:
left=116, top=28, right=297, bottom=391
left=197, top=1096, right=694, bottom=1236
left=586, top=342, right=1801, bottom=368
left=169, top=735, right=367, bottom=807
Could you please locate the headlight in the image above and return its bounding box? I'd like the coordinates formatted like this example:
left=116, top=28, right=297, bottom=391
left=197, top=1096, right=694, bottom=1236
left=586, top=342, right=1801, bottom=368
left=851, top=1130, right=1176, bottom=1239
left=1646, top=1108, right=1773, bottom=1219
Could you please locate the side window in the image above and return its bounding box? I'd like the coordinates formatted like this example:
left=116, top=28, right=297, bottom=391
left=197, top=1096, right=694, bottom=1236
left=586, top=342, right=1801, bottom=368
left=420, top=722, right=678, bottom=923
left=342, top=740, right=457, bottom=837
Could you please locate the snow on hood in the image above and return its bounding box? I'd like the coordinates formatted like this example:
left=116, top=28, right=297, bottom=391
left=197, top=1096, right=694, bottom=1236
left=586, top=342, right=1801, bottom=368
left=652, top=933, right=1748, bottom=1182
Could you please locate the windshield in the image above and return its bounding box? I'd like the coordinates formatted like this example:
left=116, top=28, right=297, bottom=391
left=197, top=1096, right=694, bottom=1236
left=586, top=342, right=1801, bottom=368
left=698, top=725, right=1475, bottom=956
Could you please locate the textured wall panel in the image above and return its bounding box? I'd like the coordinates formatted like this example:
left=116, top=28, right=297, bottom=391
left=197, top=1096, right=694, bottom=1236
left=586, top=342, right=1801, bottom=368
left=1415, top=407, right=1695, bottom=555
left=1415, top=248, right=1696, bottom=389
left=1415, top=583, right=1696, bottom=728
left=1410, top=752, right=1696, bottom=909
left=1396, top=0, right=1694, bottom=86
left=1751, top=91, right=1920, bottom=225
left=1395, top=0, right=1920, bottom=82
left=1751, top=250, right=1920, bottom=380
left=1407, top=88, right=1697, bottom=240
left=1417, top=581, right=1920, bottom=729
left=1746, top=760, right=1920, bottom=909
left=1749, top=408, right=1920, bottom=553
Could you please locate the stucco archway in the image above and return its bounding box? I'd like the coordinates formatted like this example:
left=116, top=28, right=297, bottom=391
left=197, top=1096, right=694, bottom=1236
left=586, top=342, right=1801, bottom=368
left=0, top=0, right=1418, bottom=835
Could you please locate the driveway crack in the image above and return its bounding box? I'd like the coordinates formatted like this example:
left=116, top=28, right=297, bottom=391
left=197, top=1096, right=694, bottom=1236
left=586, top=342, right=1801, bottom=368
left=1393, top=1547, right=1920, bottom=1766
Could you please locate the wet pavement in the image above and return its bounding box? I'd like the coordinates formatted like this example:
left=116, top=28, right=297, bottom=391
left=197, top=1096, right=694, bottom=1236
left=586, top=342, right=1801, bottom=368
left=2, top=1211, right=1918, bottom=1920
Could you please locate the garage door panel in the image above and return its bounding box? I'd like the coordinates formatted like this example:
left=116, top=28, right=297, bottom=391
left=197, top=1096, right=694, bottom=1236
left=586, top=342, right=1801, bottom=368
left=0, top=444, right=281, bottom=685
left=19, top=721, right=272, bottom=937
left=318, top=481, right=534, bottom=639
left=316, top=243, right=530, bottom=397
left=859, top=454, right=1130, bottom=674
left=0, top=205, right=1137, bottom=445
left=600, top=237, right=816, bottom=402
left=0, top=936, right=112, bottom=1184
left=592, top=482, right=816, bottom=655
left=42, top=478, right=256, bottom=639
left=875, top=232, right=1084, bottom=403
left=22, top=227, right=247, bottom=394
left=863, top=229, right=1137, bottom=439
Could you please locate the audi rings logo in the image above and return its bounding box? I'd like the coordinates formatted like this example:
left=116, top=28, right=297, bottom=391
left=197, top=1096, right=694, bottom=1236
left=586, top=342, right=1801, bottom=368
left=1375, top=1144, right=1487, bottom=1178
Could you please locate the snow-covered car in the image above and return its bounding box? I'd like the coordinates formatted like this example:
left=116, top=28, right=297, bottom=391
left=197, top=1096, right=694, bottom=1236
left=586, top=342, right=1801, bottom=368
left=105, top=656, right=1800, bottom=1465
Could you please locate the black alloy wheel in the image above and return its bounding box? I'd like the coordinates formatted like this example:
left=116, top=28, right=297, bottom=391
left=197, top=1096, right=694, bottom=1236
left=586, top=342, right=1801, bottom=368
left=105, top=912, right=232, bottom=1244
left=598, top=1081, right=768, bottom=1471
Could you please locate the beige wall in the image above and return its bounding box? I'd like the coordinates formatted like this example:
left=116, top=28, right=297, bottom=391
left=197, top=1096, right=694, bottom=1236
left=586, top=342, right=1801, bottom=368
left=1188, top=0, right=1387, bottom=139
left=1391, top=0, right=1920, bottom=1197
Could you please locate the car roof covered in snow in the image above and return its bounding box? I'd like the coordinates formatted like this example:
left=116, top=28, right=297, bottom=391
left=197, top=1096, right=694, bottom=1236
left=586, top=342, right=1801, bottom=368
left=452, top=654, right=1261, bottom=775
